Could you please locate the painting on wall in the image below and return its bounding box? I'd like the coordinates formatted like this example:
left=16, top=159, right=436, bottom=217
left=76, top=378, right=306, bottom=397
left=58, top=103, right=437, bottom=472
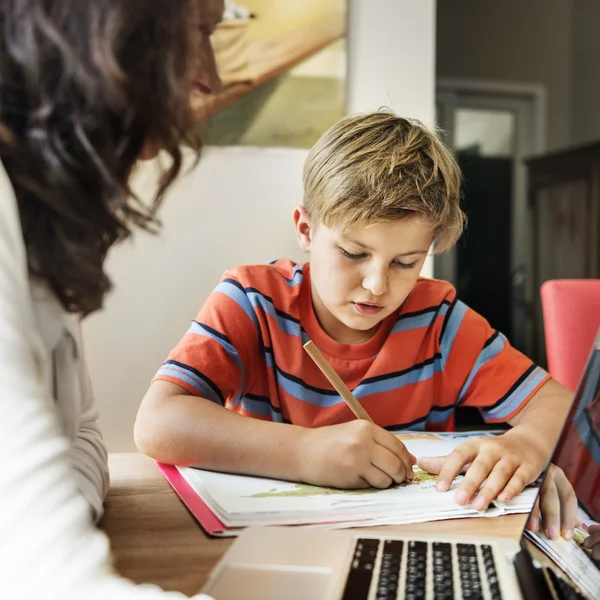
left=193, top=0, right=348, bottom=149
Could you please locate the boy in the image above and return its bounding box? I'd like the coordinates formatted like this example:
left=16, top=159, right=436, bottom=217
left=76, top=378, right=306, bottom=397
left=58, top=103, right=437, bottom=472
left=135, top=112, right=575, bottom=537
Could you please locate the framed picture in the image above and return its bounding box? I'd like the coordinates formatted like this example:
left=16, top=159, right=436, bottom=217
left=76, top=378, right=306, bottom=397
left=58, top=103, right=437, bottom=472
left=195, top=0, right=347, bottom=149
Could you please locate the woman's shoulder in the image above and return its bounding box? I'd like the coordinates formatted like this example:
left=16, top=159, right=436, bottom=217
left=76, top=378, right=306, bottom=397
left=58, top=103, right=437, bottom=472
left=30, top=277, right=76, bottom=352
left=0, top=160, right=27, bottom=260
left=0, top=161, right=70, bottom=333
left=0, top=161, right=36, bottom=315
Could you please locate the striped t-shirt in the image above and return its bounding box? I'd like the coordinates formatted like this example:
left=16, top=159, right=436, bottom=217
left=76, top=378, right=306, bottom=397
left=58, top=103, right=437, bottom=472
left=155, top=259, right=550, bottom=431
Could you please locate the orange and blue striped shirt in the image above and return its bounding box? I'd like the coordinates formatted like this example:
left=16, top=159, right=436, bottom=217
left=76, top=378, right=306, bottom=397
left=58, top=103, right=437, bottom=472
left=154, top=260, right=550, bottom=431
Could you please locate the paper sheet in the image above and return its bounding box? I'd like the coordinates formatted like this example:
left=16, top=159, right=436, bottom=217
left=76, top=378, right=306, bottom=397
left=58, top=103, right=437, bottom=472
left=177, top=434, right=537, bottom=528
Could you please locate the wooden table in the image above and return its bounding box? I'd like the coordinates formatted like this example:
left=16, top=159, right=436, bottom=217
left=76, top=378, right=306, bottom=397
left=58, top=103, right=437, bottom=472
left=101, top=453, right=528, bottom=597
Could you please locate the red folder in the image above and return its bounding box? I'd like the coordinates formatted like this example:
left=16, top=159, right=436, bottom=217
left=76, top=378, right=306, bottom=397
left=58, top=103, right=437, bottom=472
left=156, top=462, right=241, bottom=537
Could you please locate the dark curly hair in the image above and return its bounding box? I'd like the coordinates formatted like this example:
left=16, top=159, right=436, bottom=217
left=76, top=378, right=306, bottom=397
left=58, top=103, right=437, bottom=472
left=0, top=0, right=205, bottom=315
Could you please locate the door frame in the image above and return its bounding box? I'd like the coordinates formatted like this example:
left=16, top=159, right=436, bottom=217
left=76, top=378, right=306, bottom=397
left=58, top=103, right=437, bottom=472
left=435, top=78, right=547, bottom=351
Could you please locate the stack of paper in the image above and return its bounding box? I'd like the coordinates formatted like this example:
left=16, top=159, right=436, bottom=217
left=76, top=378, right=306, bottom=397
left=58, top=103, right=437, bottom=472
left=158, top=432, right=538, bottom=537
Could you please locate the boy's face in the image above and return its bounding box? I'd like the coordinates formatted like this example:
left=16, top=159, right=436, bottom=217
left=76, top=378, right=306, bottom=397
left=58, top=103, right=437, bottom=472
left=294, top=207, right=434, bottom=344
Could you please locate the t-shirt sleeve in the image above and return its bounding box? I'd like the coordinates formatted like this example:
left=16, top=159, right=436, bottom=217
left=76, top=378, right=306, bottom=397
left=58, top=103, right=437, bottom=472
left=153, top=273, right=262, bottom=410
left=440, top=297, right=550, bottom=423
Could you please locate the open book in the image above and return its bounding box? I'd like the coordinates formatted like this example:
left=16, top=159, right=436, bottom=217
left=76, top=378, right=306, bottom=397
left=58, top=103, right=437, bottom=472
left=157, top=431, right=538, bottom=537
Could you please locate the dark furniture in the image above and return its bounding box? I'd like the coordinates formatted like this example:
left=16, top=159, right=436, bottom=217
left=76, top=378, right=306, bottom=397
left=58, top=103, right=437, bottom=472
left=526, top=142, right=600, bottom=365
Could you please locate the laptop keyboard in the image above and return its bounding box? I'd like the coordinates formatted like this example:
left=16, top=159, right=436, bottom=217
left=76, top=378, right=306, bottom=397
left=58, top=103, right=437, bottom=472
left=341, top=538, right=503, bottom=600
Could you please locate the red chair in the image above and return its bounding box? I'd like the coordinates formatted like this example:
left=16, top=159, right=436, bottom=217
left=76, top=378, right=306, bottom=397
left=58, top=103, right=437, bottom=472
left=541, top=279, right=600, bottom=391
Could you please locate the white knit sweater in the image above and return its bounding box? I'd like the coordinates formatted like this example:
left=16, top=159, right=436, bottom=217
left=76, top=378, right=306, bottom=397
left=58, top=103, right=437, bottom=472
left=0, top=161, right=213, bottom=600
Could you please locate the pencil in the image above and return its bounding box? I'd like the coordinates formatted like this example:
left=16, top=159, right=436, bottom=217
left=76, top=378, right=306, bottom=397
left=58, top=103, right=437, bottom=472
left=303, top=340, right=374, bottom=423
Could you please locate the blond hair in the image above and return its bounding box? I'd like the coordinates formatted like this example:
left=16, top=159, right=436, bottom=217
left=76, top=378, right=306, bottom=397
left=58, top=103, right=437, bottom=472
left=303, top=111, right=465, bottom=253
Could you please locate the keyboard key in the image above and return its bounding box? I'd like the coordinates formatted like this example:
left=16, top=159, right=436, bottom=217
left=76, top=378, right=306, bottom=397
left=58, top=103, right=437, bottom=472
left=480, top=544, right=503, bottom=600
left=343, top=538, right=507, bottom=600
left=457, top=543, right=483, bottom=600
left=375, top=539, right=402, bottom=600
left=432, top=542, right=454, bottom=600
left=341, top=539, right=381, bottom=600
left=406, top=541, right=428, bottom=598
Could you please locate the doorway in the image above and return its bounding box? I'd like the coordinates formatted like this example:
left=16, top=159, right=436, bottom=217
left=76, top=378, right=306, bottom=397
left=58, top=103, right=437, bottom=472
left=435, top=79, right=546, bottom=357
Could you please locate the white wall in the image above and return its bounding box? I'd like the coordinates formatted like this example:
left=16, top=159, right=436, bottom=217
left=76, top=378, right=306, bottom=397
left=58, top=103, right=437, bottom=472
left=347, top=0, right=436, bottom=277
left=87, top=0, right=438, bottom=450
left=83, top=148, right=307, bottom=450
left=347, top=0, right=435, bottom=124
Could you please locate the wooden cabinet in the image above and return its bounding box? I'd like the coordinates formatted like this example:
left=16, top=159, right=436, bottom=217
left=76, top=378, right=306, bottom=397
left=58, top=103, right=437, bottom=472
left=526, top=143, right=600, bottom=365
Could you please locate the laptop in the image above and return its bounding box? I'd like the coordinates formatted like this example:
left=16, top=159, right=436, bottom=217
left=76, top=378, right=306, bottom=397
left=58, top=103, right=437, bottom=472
left=201, top=330, right=600, bottom=600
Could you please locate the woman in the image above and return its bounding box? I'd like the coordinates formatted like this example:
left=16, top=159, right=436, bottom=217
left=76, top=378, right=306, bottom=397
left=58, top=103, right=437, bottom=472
left=0, top=0, right=223, bottom=597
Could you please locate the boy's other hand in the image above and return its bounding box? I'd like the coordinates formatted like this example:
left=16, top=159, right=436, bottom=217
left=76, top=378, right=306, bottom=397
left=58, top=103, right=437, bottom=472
left=584, top=525, right=600, bottom=560
left=298, top=420, right=416, bottom=489
left=417, top=429, right=548, bottom=510
left=526, top=464, right=578, bottom=540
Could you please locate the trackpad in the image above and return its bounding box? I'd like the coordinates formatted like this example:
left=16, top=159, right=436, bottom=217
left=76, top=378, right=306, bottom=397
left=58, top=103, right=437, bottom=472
left=205, top=564, right=333, bottom=600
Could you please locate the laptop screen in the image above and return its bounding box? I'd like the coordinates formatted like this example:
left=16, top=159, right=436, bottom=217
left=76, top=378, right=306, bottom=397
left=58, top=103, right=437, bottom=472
left=551, top=334, right=600, bottom=522
left=519, top=328, right=600, bottom=599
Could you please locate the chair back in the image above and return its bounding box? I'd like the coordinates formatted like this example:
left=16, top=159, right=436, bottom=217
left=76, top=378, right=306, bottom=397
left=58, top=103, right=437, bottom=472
left=541, top=279, right=600, bottom=391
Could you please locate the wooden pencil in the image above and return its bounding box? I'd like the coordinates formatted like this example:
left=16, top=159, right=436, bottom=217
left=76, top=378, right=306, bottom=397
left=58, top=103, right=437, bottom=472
left=303, top=339, right=374, bottom=423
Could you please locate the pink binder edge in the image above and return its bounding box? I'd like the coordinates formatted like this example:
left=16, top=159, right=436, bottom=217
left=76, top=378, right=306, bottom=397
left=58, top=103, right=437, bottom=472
left=155, top=461, right=232, bottom=537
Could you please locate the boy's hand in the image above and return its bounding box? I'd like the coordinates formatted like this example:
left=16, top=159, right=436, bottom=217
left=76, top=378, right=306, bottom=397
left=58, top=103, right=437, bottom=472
left=298, top=420, right=415, bottom=489
left=584, top=525, right=600, bottom=560
left=417, top=429, right=548, bottom=510
left=526, top=464, right=578, bottom=540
